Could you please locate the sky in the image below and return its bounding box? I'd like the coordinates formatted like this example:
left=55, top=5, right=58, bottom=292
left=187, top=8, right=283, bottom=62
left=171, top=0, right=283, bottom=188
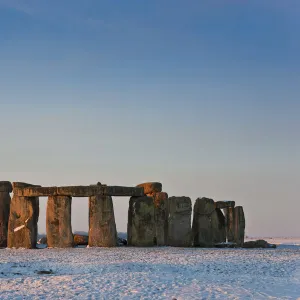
left=0, top=0, right=299, bottom=237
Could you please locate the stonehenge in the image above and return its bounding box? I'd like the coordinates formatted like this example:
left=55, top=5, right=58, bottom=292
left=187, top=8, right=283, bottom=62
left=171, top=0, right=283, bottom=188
left=0, top=180, right=246, bottom=249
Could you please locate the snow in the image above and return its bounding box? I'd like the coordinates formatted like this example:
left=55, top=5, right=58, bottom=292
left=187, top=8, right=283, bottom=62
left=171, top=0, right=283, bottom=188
left=0, top=238, right=299, bottom=299
left=13, top=225, right=25, bottom=232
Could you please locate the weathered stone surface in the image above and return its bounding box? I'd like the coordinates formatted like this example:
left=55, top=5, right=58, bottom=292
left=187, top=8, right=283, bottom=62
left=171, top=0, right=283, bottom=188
left=0, top=192, right=11, bottom=247
left=136, top=182, right=162, bottom=195
left=167, top=196, right=192, bottom=247
left=224, top=207, right=235, bottom=242
left=0, top=181, right=12, bottom=193
left=211, top=208, right=226, bottom=244
left=153, top=192, right=168, bottom=246
left=89, top=195, right=117, bottom=247
left=14, top=185, right=144, bottom=197
left=46, top=196, right=74, bottom=248
left=243, top=239, right=276, bottom=249
left=12, top=182, right=41, bottom=189
left=104, top=186, right=144, bottom=197
left=215, top=201, right=235, bottom=209
left=74, top=234, right=88, bottom=246
left=7, top=195, right=39, bottom=248
left=234, top=206, right=245, bottom=247
left=192, top=197, right=215, bottom=247
left=127, top=196, right=155, bottom=247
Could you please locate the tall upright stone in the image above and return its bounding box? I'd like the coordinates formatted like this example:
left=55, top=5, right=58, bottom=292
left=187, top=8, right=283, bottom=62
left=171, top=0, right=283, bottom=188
left=0, top=182, right=12, bottom=247
left=211, top=208, right=226, bottom=244
left=47, top=196, right=73, bottom=248
left=224, top=207, right=235, bottom=242
left=89, top=195, right=117, bottom=247
left=127, top=196, right=155, bottom=247
left=192, top=197, right=215, bottom=247
left=167, top=196, right=192, bottom=247
left=234, top=206, right=245, bottom=247
left=153, top=192, right=168, bottom=246
left=8, top=182, right=40, bottom=248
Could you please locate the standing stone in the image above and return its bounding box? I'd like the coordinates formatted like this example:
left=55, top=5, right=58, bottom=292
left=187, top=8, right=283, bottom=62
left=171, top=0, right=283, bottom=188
left=224, top=207, right=235, bottom=242
left=0, top=182, right=12, bottom=247
left=234, top=206, right=245, bottom=247
left=47, top=196, right=73, bottom=248
left=7, top=195, right=39, bottom=248
left=192, top=197, right=215, bottom=247
left=211, top=208, right=226, bottom=244
left=89, top=195, right=117, bottom=247
left=127, top=196, right=155, bottom=247
left=167, top=196, right=192, bottom=247
left=153, top=192, right=168, bottom=246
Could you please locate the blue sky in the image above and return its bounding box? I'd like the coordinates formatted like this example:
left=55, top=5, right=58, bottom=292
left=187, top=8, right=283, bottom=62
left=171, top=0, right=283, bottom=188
left=0, top=0, right=299, bottom=236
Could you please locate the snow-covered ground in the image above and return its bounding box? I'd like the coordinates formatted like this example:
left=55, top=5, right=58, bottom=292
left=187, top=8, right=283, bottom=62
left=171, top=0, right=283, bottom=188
left=0, top=238, right=299, bottom=299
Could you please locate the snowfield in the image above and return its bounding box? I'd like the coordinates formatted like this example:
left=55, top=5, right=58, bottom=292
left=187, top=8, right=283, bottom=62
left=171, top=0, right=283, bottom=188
left=0, top=239, right=299, bottom=299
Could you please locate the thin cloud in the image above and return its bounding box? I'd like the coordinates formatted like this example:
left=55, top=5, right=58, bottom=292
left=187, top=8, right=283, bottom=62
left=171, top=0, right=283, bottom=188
left=0, top=0, right=34, bottom=15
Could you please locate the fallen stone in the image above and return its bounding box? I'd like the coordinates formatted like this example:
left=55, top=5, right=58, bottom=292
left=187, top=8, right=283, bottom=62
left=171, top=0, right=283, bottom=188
left=7, top=195, right=39, bottom=248
left=46, top=196, right=74, bottom=248
left=89, top=195, right=117, bottom=247
left=243, top=240, right=277, bottom=249
left=36, top=270, right=53, bottom=275
left=74, top=234, right=88, bottom=246
left=0, top=181, right=12, bottom=193
left=127, top=196, right=155, bottom=247
left=117, top=237, right=127, bottom=246
left=0, top=191, right=11, bottom=247
left=153, top=192, right=168, bottom=246
left=136, top=182, right=162, bottom=195
left=224, top=207, right=235, bottom=242
left=167, top=196, right=192, bottom=247
left=234, top=206, right=245, bottom=247
left=215, top=201, right=235, bottom=209
left=37, top=236, right=47, bottom=245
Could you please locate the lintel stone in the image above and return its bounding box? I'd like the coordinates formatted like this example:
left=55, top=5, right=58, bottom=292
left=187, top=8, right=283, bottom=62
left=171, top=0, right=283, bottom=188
left=13, top=185, right=144, bottom=197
